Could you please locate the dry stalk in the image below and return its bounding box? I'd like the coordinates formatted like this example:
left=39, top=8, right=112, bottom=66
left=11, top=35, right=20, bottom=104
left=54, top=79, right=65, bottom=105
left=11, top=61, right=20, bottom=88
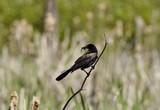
left=9, top=91, right=18, bottom=110
left=31, top=96, right=40, bottom=110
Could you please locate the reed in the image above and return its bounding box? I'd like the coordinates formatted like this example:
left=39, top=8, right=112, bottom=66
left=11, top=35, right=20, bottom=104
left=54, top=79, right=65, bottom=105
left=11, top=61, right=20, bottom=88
left=9, top=91, right=18, bottom=110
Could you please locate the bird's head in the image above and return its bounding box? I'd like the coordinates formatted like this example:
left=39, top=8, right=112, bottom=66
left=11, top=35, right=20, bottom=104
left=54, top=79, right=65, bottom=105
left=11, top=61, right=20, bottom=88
left=81, top=44, right=98, bottom=53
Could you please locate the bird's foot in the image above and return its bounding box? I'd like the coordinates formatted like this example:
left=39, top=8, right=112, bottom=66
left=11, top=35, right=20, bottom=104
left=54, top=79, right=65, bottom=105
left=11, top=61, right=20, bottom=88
left=82, top=69, right=90, bottom=76
left=86, top=72, right=90, bottom=77
left=91, top=65, right=95, bottom=69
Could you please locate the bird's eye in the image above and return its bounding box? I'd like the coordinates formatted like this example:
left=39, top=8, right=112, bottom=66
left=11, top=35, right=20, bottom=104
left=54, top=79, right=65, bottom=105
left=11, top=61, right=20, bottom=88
left=81, top=48, right=89, bottom=54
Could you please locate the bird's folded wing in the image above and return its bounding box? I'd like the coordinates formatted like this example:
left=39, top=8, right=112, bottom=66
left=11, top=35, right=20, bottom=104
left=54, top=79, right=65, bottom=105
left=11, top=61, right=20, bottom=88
left=75, top=52, right=97, bottom=64
left=72, top=53, right=97, bottom=70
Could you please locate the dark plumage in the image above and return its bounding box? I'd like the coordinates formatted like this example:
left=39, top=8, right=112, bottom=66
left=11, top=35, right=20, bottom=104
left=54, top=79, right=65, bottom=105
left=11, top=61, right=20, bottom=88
left=56, top=44, right=98, bottom=81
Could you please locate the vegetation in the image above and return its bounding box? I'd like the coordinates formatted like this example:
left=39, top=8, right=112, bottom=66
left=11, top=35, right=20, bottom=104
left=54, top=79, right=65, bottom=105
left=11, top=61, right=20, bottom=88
left=0, top=0, right=160, bottom=110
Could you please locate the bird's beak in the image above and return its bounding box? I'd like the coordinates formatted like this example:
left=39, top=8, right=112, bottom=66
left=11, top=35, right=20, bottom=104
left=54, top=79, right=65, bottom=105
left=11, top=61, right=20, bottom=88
left=81, top=46, right=88, bottom=53
left=81, top=46, right=85, bottom=51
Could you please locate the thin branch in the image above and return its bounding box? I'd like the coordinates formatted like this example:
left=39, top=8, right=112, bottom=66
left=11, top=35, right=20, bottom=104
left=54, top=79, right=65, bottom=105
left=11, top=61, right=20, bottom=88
left=62, top=37, right=108, bottom=110
left=62, top=75, right=89, bottom=110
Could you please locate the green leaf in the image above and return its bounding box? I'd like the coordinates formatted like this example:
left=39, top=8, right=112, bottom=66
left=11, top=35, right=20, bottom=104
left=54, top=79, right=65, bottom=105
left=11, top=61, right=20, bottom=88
left=70, top=87, right=81, bottom=110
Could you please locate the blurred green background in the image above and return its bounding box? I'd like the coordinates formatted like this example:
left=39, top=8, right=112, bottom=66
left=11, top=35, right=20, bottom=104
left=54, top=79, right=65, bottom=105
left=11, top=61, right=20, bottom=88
left=0, top=0, right=160, bottom=110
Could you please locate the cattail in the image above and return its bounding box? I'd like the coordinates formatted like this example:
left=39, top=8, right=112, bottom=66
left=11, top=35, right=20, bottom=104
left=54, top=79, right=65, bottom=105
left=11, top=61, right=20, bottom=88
left=9, top=91, right=18, bottom=110
left=31, top=96, right=40, bottom=110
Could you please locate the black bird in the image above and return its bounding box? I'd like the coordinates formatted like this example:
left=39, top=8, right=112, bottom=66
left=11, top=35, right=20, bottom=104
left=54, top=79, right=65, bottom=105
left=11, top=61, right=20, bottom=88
left=56, top=44, right=98, bottom=81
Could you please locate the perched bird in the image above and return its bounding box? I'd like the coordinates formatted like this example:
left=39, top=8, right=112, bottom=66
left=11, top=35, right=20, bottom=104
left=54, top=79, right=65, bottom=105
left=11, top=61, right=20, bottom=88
left=56, top=44, right=98, bottom=81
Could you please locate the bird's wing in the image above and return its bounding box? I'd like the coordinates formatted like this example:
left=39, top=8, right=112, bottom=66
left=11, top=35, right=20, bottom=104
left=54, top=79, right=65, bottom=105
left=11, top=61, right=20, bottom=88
left=72, top=52, right=97, bottom=70
left=75, top=52, right=96, bottom=63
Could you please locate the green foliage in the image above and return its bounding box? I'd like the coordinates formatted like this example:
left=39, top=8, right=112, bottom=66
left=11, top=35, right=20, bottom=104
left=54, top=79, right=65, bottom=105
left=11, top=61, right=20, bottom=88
left=0, top=0, right=45, bottom=50
left=70, top=88, right=81, bottom=110
left=70, top=88, right=90, bottom=110
left=0, top=0, right=160, bottom=48
left=80, top=93, right=90, bottom=110
left=0, top=0, right=44, bottom=28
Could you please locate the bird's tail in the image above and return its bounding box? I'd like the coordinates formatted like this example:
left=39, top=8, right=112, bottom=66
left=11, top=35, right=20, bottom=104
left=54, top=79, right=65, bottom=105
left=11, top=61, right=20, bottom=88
left=56, top=68, right=72, bottom=81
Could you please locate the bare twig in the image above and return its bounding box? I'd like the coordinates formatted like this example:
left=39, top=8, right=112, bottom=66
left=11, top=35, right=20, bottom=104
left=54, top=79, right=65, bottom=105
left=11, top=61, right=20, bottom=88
left=62, top=37, right=108, bottom=110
